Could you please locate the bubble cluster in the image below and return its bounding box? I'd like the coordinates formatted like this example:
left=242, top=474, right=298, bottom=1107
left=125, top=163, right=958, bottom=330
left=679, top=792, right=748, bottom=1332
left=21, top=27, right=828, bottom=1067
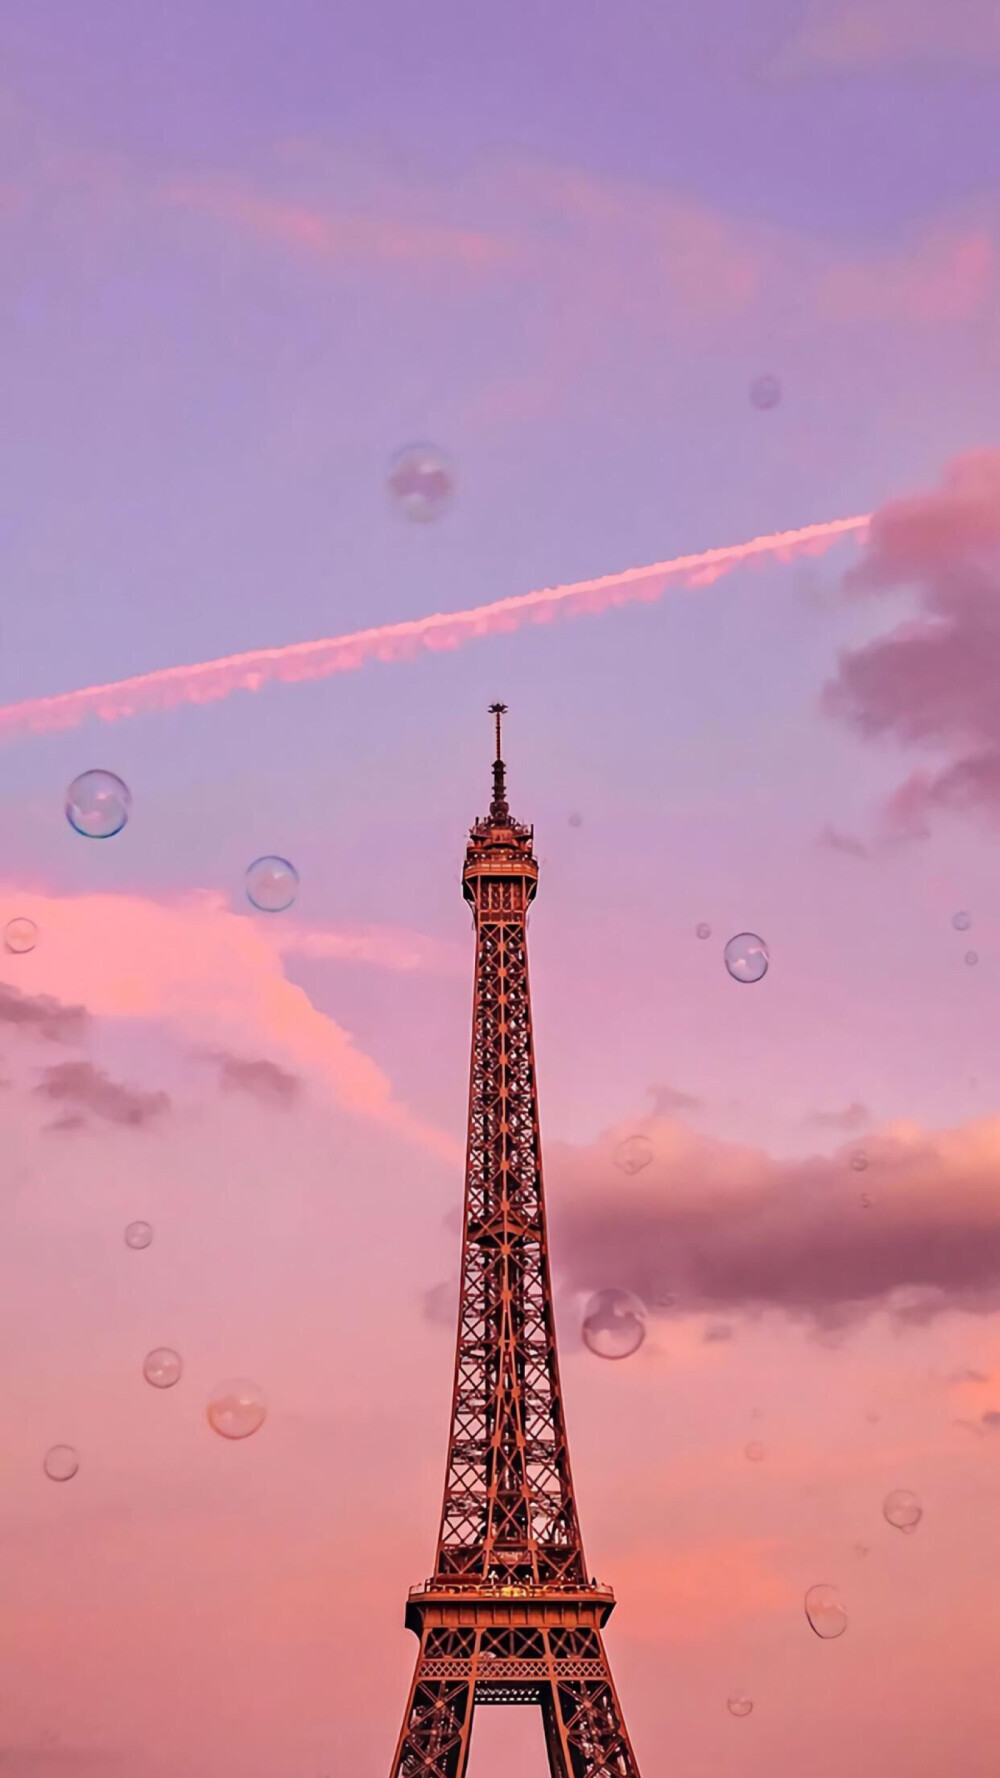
left=952, top=910, right=972, bottom=931
left=804, top=1583, right=847, bottom=1639
left=246, top=856, right=298, bottom=913
left=4, top=916, right=37, bottom=954
left=614, top=1134, right=653, bottom=1176
left=724, top=933, right=769, bottom=984
left=750, top=373, right=782, bottom=411
left=143, top=1348, right=183, bottom=1390
left=65, top=770, right=131, bottom=839
left=207, top=1378, right=267, bottom=1440
left=124, top=1221, right=153, bottom=1250
left=43, top=1444, right=79, bottom=1483
left=726, top=1693, right=754, bottom=1718
left=581, top=1289, right=647, bottom=1361
left=387, top=443, right=455, bottom=522
left=883, top=1488, right=922, bottom=1533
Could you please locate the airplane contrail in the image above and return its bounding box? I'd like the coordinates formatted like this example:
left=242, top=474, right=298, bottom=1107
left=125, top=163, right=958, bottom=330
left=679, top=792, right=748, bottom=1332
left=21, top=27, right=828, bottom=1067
left=0, top=514, right=868, bottom=742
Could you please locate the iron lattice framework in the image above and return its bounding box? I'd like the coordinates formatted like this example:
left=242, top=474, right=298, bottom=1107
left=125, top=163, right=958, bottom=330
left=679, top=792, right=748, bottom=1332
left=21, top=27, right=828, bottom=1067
left=388, top=708, right=642, bottom=1778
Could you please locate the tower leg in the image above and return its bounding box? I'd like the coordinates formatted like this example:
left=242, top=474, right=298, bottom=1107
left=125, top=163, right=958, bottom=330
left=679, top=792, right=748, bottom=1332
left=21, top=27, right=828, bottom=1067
left=388, top=1656, right=475, bottom=1778
left=542, top=1669, right=642, bottom=1778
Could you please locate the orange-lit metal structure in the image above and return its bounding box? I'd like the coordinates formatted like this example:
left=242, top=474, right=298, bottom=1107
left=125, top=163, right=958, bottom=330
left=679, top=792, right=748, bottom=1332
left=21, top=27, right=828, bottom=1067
left=388, top=708, right=642, bottom=1777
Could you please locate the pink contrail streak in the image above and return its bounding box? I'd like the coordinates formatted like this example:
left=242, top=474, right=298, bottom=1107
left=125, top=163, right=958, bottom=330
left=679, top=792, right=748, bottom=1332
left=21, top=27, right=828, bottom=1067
left=0, top=514, right=869, bottom=741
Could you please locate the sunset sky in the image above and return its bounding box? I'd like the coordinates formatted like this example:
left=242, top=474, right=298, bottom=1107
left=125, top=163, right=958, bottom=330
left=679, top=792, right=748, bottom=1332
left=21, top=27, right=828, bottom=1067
left=2, top=3, right=1000, bottom=1774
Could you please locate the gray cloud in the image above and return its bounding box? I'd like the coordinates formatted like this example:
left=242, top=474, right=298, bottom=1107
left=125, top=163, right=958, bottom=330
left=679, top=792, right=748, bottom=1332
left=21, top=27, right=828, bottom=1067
left=805, top=1100, right=871, bottom=1132
left=214, top=1052, right=301, bottom=1107
left=817, top=824, right=870, bottom=860
left=34, top=1062, right=169, bottom=1129
left=0, top=984, right=88, bottom=1044
left=648, top=1083, right=702, bottom=1115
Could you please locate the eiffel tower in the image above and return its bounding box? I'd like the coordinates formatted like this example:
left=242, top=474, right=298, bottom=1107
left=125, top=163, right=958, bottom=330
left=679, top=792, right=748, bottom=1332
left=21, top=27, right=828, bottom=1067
left=388, top=706, right=642, bottom=1777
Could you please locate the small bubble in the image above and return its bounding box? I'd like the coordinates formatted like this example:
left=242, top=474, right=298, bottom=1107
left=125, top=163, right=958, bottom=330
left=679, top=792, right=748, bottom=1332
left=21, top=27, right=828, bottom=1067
left=726, top=1693, right=753, bottom=1718
left=696, top=922, right=712, bottom=940
left=804, top=1583, right=847, bottom=1639
left=387, top=443, right=455, bottom=523
left=246, top=856, right=299, bottom=913
left=860, top=1192, right=872, bottom=1210
left=568, top=812, right=583, bottom=828
left=143, top=1348, right=182, bottom=1390
left=207, top=1378, right=267, bottom=1440
left=4, top=917, right=37, bottom=954
left=750, top=373, right=782, bottom=411
left=124, top=1221, right=153, bottom=1250
left=850, top=1150, right=868, bottom=1172
left=744, top=1441, right=765, bottom=1462
left=952, top=910, right=972, bottom=931
left=965, top=950, right=979, bottom=967
left=614, top=1134, right=653, bottom=1176
left=65, top=770, right=131, bottom=839
left=724, top=933, right=769, bottom=984
left=581, top=1289, right=647, bottom=1361
left=854, top=1543, right=869, bottom=1559
left=883, top=1488, right=922, bottom=1533
left=43, top=1444, right=79, bottom=1483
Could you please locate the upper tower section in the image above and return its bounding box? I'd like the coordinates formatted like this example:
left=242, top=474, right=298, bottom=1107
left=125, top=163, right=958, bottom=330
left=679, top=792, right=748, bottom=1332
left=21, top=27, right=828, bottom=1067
left=462, top=704, right=538, bottom=917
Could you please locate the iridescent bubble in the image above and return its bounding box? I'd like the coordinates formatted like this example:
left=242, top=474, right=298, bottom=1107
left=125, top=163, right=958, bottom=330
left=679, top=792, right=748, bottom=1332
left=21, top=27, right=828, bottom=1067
left=750, top=373, right=782, bottom=411
left=744, top=1441, right=765, bottom=1462
left=43, top=1444, right=79, bottom=1483
left=143, top=1348, right=182, bottom=1390
left=246, top=856, right=298, bottom=913
left=65, top=770, right=131, bottom=839
left=614, top=1134, right=653, bottom=1176
left=582, top=1288, right=647, bottom=1361
left=850, top=1150, right=868, bottom=1172
left=726, top=1693, right=754, bottom=1718
left=724, top=933, right=769, bottom=984
left=124, top=1221, right=153, bottom=1250
left=965, top=950, right=979, bottom=967
left=207, top=1378, right=267, bottom=1440
left=883, top=1488, right=922, bottom=1533
left=696, top=922, right=712, bottom=940
left=804, top=1583, right=847, bottom=1639
left=952, top=910, right=972, bottom=931
left=387, top=443, right=455, bottom=523
left=4, top=917, right=37, bottom=954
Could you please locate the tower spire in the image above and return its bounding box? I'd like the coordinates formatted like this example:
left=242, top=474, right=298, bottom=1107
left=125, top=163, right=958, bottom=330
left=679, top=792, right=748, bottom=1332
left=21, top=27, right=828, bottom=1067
left=488, top=701, right=509, bottom=821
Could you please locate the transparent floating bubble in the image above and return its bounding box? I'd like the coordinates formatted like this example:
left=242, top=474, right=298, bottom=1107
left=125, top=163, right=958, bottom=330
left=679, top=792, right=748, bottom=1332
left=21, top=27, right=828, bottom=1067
left=246, top=856, right=299, bottom=913
left=43, top=1444, right=79, bottom=1483
left=850, top=1150, right=868, bottom=1172
left=65, top=770, right=131, bottom=839
left=804, top=1583, right=847, bottom=1639
left=207, top=1378, right=267, bottom=1440
left=582, top=1288, right=647, bottom=1361
left=4, top=917, right=37, bottom=954
left=143, top=1348, right=182, bottom=1390
left=860, top=1192, right=872, bottom=1210
left=696, top=922, right=712, bottom=940
left=744, top=1441, right=765, bottom=1462
left=883, top=1488, right=922, bottom=1533
left=724, top=933, right=769, bottom=984
left=965, top=950, right=979, bottom=967
left=387, top=442, right=455, bottom=523
left=614, top=1134, right=653, bottom=1176
left=726, top=1693, right=754, bottom=1718
left=124, top=1221, right=153, bottom=1250
left=750, top=373, right=781, bottom=411
left=952, top=910, right=972, bottom=931
left=568, top=812, right=583, bottom=828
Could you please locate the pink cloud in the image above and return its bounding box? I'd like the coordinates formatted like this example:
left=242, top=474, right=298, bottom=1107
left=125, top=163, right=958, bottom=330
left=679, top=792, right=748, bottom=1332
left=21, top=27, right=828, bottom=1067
left=773, top=0, right=1000, bottom=74
left=818, top=228, right=997, bottom=326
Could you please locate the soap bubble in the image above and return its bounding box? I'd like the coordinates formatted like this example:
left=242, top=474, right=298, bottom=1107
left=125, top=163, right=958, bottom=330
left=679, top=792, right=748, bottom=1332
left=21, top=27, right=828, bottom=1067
left=207, top=1378, right=267, bottom=1440
left=696, top=922, right=712, bottom=939
left=582, top=1288, right=646, bottom=1361
left=744, top=1441, right=765, bottom=1462
left=124, top=1221, right=153, bottom=1250
left=726, top=1693, right=753, bottom=1718
left=860, top=1192, right=872, bottom=1210
left=965, top=950, right=979, bottom=967
left=750, top=373, right=781, bottom=411
left=724, top=933, right=769, bottom=984
left=804, top=1583, right=847, bottom=1639
left=388, top=443, right=455, bottom=522
left=4, top=917, right=37, bottom=954
left=850, top=1150, right=868, bottom=1172
left=614, top=1134, right=653, bottom=1176
left=883, top=1488, right=922, bottom=1533
left=65, top=770, right=131, bottom=838
left=568, top=812, right=583, bottom=828
left=246, top=856, right=298, bottom=913
left=143, top=1348, right=182, bottom=1390
left=43, top=1444, right=79, bottom=1483
left=952, top=910, right=972, bottom=931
